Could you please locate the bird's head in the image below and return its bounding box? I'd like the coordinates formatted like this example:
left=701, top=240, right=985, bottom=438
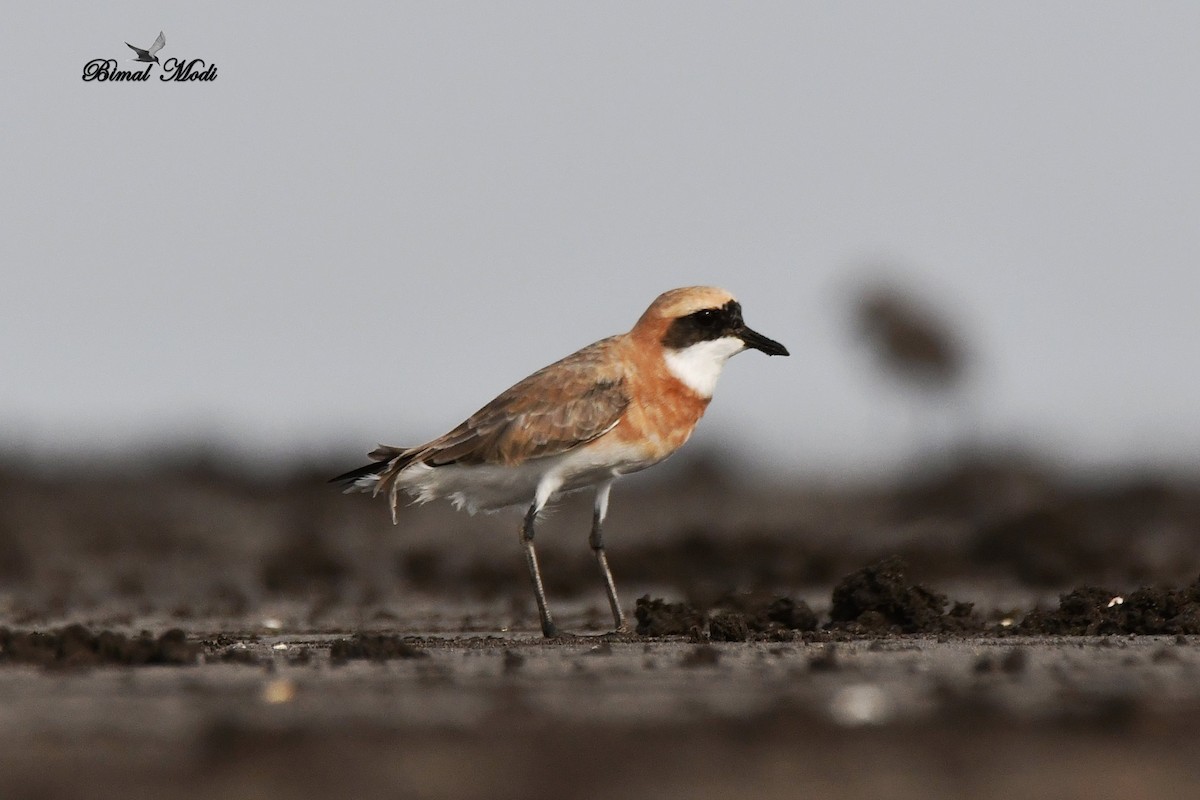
left=633, top=286, right=789, bottom=397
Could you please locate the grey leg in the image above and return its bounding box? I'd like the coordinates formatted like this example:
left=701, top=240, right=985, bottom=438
left=520, top=503, right=559, bottom=638
left=589, top=481, right=627, bottom=632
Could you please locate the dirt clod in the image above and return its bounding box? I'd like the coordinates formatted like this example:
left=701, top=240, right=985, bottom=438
left=635, top=596, right=705, bottom=638
left=827, top=557, right=984, bottom=634
left=708, top=612, right=750, bottom=642
left=1019, top=579, right=1200, bottom=635
left=766, top=597, right=819, bottom=631
left=0, top=625, right=198, bottom=667
left=713, top=592, right=819, bottom=634
left=329, top=634, right=428, bottom=664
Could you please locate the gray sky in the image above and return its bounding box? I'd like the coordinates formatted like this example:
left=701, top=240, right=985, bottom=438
left=3, top=3, right=1199, bottom=476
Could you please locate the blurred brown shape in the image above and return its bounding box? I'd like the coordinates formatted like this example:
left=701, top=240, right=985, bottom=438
left=856, top=282, right=965, bottom=391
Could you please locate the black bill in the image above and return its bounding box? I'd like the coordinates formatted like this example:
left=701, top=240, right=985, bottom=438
left=738, top=326, right=790, bottom=356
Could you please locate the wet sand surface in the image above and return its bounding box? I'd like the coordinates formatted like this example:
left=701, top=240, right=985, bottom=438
left=3, top=455, right=1200, bottom=798
left=4, top=627, right=1200, bottom=800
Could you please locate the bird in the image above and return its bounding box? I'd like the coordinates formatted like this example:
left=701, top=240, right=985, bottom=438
left=856, top=283, right=963, bottom=391
left=331, top=286, right=789, bottom=637
left=126, top=31, right=166, bottom=63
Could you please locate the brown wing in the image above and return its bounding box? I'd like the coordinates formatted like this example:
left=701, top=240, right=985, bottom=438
left=414, top=336, right=630, bottom=467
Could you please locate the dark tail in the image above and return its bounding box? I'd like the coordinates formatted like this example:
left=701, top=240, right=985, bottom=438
left=329, top=460, right=389, bottom=486
left=329, top=444, right=413, bottom=490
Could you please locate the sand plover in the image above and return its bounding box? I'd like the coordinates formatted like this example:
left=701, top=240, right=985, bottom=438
left=333, top=286, right=789, bottom=637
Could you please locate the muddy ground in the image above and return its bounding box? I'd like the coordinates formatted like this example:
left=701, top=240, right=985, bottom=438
left=2, top=451, right=1200, bottom=799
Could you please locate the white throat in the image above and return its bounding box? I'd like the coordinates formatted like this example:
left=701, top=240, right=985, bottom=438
left=663, top=336, right=746, bottom=398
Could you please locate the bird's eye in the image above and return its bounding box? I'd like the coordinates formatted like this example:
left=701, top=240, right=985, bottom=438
left=693, top=309, right=719, bottom=326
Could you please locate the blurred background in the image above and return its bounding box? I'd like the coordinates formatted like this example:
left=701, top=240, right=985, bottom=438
left=5, top=7, right=1200, bottom=799
left=2, top=3, right=1200, bottom=619
left=3, top=2, right=1199, bottom=478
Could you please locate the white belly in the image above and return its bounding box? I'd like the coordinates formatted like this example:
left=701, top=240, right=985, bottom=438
left=393, top=440, right=662, bottom=514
